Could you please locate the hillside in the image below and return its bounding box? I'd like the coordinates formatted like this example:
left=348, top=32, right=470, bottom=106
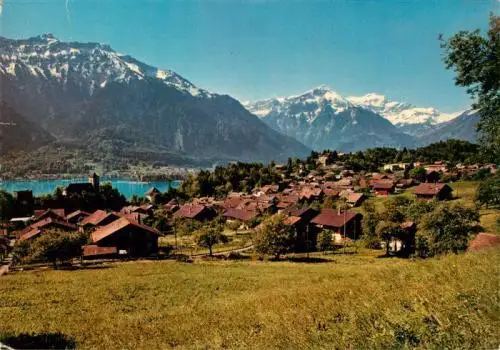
left=0, top=102, right=53, bottom=155
left=1, top=249, right=498, bottom=349
left=0, top=34, right=309, bottom=164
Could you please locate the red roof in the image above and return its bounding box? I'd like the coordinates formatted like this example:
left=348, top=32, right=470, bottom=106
left=65, top=210, right=91, bottom=221
left=80, top=210, right=119, bottom=226
left=20, top=228, right=42, bottom=241
left=311, top=209, right=360, bottom=228
left=414, top=183, right=450, bottom=196
left=30, top=217, right=77, bottom=231
left=223, top=208, right=258, bottom=222
left=34, top=208, right=66, bottom=220
left=284, top=216, right=302, bottom=226
left=82, top=245, right=118, bottom=257
left=347, top=193, right=364, bottom=204
left=92, top=217, right=160, bottom=243
left=370, top=180, right=395, bottom=190
left=173, top=205, right=210, bottom=219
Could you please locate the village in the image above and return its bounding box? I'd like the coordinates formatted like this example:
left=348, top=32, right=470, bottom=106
left=0, top=150, right=497, bottom=270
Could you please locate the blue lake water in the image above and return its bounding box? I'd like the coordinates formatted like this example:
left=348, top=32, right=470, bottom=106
left=0, top=178, right=180, bottom=199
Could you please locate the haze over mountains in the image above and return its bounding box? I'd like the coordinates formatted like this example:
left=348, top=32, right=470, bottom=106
left=0, top=34, right=478, bottom=164
left=244, top=86, right=478, bottom=152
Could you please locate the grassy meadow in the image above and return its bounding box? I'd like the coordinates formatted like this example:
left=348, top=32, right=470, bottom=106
left=1, top=248, right=499, bottom=349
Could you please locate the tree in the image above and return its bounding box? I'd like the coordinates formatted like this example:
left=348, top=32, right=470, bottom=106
left=253, top=215, right=296, bottom=260
left=383, top=197, right=412, bottom=223
left=406, top=200, right=437, bottom=224
left=0, top=190, right=14, bottom=222
left=361, top=201, right=381, bottom=249
left=441, top=15, right=500, bottom=160
left=376, top=221, right=405, bottom=256
left=316, top=230, right=333, bottom=252
left=417, top=204, right=479, bottom=257
left=27, top=230, right=88, bottom=268
left=195, top=226, right=228, bottom=256
left=476, top=174, right=500, bottom=208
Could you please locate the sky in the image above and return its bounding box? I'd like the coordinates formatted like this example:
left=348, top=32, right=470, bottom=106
left=0, top=0, right=497, bottom=112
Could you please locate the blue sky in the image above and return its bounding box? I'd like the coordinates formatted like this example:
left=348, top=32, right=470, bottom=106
left=0, top=0, right=497, bottom=111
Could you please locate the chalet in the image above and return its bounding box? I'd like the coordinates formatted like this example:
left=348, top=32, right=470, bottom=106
left=346, top=193, right=366, bottom=207
left=146, top=187, right=161, bottom=202
left=79, top=210, right=121, bottom=230
left=414, top=183, right=453, bottom=201
left=164, top=199, right=180, bottom=213
left=299, top=187, right=324, bottom=202
left=370, top=180, right=396, bottom=196
left=65, top=210, right=91, bottom=224
left=33, top=209, right=66, bottom=221
left=223, top=208, right=259, bottom=229
left=20, top=217, right=77, bottom=241
left=90, top=217, right=159, bottom=257
left=311, top=209, right=362, bottom=243
left=173, top=204, right=216, bottom=221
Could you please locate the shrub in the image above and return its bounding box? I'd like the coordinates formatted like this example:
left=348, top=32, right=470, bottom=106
left=253, top=215, right=296, bottom=260
left=316, top=230, right=333, bottom=251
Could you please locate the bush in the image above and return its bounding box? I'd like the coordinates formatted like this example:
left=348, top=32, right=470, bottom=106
left=253, top=215, right=296, bottom=260
left=316, top=230, right=333, bottom=251
left=417, top=204, right=479, bottom=257
left=17, top=230, right=88, bottom=268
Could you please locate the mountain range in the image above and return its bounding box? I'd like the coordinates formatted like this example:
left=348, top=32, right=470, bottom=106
left=0, top=34, right=479, bottom=167
left=244, top=86, right=478, bottom=152
left=0, top=34, right=309, bottom=165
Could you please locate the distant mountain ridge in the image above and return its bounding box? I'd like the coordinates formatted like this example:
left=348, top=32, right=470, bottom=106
left=0, top=34, right=310, bottom=164
left=244, top=85, right=478, bottom=151
left=244, top=86, right=416, bottom=152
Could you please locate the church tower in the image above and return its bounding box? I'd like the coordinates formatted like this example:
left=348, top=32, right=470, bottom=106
left=89, top=172, right=100, bottom=192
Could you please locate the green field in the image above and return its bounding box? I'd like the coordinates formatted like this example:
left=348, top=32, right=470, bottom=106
left=1, top=248, right=499, bottom=349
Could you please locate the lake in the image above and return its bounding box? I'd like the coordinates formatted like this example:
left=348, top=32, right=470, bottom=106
left=0, top=178, right=181, bottom=199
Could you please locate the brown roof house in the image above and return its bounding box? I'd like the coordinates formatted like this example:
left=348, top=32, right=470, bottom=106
left=79, top=210, right=121, bottom=230
left=20, top=217, right=77, bottom=241
left=370, top=180, right=396, bottom=196
left=65, top=210, right=91, bottom=224
left=89, top=217, right=160, bottom=257
left=311, top=209, right=362, bottom=244
left=345, top=193, right=366, bottom=207
left=173, top=204, right=217, bottom=221
left=414, top=183, right=453, bottom=201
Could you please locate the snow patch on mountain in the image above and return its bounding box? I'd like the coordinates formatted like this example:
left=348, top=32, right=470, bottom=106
left=346, top=93, right=463, bottom=126
left=0, top=34, right=211, bottom=98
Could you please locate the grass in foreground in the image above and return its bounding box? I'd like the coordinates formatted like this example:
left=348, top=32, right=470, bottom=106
left=1, top=248, right=499, bottom=349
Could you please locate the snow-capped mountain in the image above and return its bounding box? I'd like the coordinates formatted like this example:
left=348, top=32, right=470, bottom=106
left=244, top=85, right=415, bottom=152
left=0, top=34, right=310, bottom=163
left=0, top=34, right=208, bottom=98
left=345, top=93, right=465, bottom=136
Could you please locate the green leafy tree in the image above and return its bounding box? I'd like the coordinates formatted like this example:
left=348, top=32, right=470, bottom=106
left=361, top=201, right=381, bottom=248
left=316, top=230, right=333, bottom=252
left=476, top=173, right=500, bottom=208
left=28, top=230, right=88, bottom=268
left=195, top=226, right=228, bottom=256
left=417, top=204, right=479, bottom=257
left=441, top=15, right=500, bottom=160
left=254, top=215, right=296, bottom=260
left=406, top=200, right=437, bottom=224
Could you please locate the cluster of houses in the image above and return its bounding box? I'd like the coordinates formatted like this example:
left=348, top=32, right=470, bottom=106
left=3, top=156, right=492, bottom=262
